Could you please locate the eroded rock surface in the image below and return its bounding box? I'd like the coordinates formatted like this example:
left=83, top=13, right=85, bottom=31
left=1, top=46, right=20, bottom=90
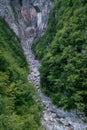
left=0, top=0, right=54, bottom=37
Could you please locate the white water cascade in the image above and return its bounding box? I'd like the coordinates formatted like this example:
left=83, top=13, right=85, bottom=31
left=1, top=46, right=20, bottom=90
left=37, top=12, right=42, bottom=28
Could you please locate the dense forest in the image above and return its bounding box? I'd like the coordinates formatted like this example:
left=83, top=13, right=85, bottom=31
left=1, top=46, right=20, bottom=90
left=0, top=17, right=42, bottom=130
left=32, top=0, right=87, bottom=115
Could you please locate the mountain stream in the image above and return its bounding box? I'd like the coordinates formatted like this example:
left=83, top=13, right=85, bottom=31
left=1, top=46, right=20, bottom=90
left=22, top=38, right=87, bottom=130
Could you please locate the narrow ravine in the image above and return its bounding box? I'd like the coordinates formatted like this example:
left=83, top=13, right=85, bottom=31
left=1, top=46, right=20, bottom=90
left=22, top=38, right=87, bottom=130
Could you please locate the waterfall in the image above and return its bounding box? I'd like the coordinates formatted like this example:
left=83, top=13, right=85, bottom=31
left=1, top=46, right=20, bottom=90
left=37, top=12, right=42, bottom=27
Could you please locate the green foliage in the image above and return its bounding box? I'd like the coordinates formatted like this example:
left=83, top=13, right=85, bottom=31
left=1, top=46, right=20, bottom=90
left=33, top=1, right=87, bottom=115
left=0, top=16, right=42, bottom=129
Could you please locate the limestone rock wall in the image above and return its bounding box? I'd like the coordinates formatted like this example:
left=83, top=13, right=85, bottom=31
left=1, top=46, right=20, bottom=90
left=0, top=0, right=19, bottom=35
left=0, top=0, right=55, bottom=38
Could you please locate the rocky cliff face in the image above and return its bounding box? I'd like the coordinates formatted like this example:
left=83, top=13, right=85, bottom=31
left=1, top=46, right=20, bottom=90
left=0, top=0, right=54, bottom=39
left=0, top=0, right=19, bottom=35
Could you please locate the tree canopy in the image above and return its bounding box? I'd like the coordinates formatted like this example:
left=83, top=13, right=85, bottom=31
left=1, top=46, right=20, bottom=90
left=32, top=0, right=87, bottom=115
left=0, top=16, right=42, bottom=130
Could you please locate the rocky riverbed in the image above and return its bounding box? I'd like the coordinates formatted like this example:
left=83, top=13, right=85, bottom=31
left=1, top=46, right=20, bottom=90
left=22, top=38, right=87, bottom=130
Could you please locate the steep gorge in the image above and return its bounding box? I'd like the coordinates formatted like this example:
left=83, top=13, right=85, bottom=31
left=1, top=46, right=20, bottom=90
left=0, top=0, right=87, bottom=130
